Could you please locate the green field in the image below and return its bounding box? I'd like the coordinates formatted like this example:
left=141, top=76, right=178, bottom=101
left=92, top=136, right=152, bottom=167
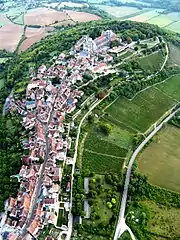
left=13, top=14, right=24, bottom=25
left=156, top=75, right=180, bottom=101
left=106, top=86, right=176, bottom=133
left=167, top=43, right=180, bottom=67
left=82, top=149, right=125, bottom=173
left=138, top=51, right=164, bottom=72
left=141, top=201, right=180, bottom=238
left=166, top=21, right=180, bottom=33
left=95, top=5, right=149, bottom=19
left=138, top=125, right=180, bottom=192
left=130, top=9, right=163, bottom=22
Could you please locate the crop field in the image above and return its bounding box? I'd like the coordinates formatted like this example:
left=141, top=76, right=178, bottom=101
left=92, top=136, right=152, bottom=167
left=138, top=125, right=180, bottom=192
left=82, top=150, right=124, bottom=173
left=167, top=44, right=180, bottom=67
left=84, top=131, right=128, bottom=157
left=19, top=27, right=49, bottom=52
left=156, top=75, right=180, bottom=101
left=106, top=87, right=176, bottom=133
left=96, top=5, right=147, bottom=19
left=65, top=10, right=101, bottom=22
left=141, top=201, right=180, bottom=238
left=24, top=8, right=70, bottom=26
left=138, top=51, right=164, bottom=72
left=0, top=14, right=12, bottom=26
left=13, top=14, right=24, bottom=25
left=0, top=24, right=23, bottom=52
left=130, top=9, right=163, bottom=22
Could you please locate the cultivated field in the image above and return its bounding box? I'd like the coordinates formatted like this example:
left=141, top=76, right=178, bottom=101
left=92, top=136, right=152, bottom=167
left=96, top=5, right=180, bottom=33
left=106, top=87, right=176, bottom=133
left=0, top=24, right=23, bottom=52
left=96, top=5, right=146, bottom=18
left=138, top=51, right=164, bottom=72
left=65, top=10, right=101, bottom=22
left=82, top=150, right=124, bottom=173
left=0, top=13, right=12, bottom=26
left=18, top=27, right=49, bottom=52
left=138, top=125, right=180, bottom=192
left=24, top=8, right=70, bottom=26
left=167, top=43, right=180, bottom=67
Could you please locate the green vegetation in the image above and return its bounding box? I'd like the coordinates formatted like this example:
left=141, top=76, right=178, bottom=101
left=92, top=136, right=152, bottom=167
left=82, top=150, right=124, bottom=174
left=138, top=51, right=164, bottom=72
left=138, top=125, right=180, bottom=192
left=167, top=43, right=180, bottom=67
left=106, top=87, right=176, bottom=133
left=141, top=201, right=180, bottom=239
left=0, top=114, right=24, bottom=211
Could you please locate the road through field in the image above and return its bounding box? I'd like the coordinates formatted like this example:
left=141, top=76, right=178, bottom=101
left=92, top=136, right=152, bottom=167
left=113, top=106, right=180, bottom=240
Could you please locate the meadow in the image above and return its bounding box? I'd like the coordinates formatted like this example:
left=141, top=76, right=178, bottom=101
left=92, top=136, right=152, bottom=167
left=141, top=201, right=180, bottom=238
left=106, top=87, right=176, bottom=133
left=138, top=51, right=164, bottom=72
left=167, top=43, right=180, bottom=67
left=138, top=125, right=180, bottom=192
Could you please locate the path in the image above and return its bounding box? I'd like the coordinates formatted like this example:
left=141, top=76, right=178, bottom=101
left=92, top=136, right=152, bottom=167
left=78, top=132, right=88, bottom=168
left=113, top=107, right=180, bottom=240
left=84, top=149, right=125, bottom=159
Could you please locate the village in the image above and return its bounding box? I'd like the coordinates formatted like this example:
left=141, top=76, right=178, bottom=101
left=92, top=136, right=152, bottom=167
left=0, top=29, right=135, bottom=240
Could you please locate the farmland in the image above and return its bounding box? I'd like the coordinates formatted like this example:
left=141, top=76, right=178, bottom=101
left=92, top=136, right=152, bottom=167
left=18, top=27, right=49, bottom=52
left=167, top=43, right=180, bottom=67
left=95, top=5, right=180, bottom=33
left=0, top=4, right=101, bottom=52
left=105, top=87, right=176, bottom=133
left=0, top=24, right=24, bottom=52
left=138, top=51, right=164, bottom=72
left=138, top=125, right=180, bottom=192
left=82, top=75, right=180, bottom=174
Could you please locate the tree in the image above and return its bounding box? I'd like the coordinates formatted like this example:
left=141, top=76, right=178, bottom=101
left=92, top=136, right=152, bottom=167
left=111, top=198, right=116, bottom=204
left=127, top=36, right=132, bottom=44
left=107, top=202, right=113, bottom=209
left=99, top=122, right=113, bottom=135
left=134, top=46, right=138, bottom=51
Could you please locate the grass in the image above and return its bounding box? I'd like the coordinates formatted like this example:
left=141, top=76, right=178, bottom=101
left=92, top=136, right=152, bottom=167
left=106, top=87, right=176, bottom=133
left=156, top=74, right=180, bottom=101
left=129, top=9, right=164, bottom=22
left=141, top=201, right=180, bottom=239
left=167, top=43, right=180, bottom=67
left=13, top=13, right=24, bottom=25
left=166, top=21, right=180, bottom=33
left=138, top=51, right=164, bottom=72
left=82, top=150, right=124, bottom=173
left=138, top=125, right=180, bottom=192
left=95, top=5, right=146, bottom=19
left=147, top=15, right=174, bottom=27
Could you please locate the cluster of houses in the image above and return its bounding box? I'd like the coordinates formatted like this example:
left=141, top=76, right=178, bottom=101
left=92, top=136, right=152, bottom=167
left=1, top=30, right=125, bottom=240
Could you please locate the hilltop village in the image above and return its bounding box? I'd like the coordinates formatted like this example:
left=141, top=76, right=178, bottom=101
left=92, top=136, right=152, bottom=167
left=0, top=30, right=132, bottom=240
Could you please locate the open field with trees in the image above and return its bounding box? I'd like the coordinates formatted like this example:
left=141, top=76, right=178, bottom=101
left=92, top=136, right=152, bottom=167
left=138, top=125, right=180, bottom=192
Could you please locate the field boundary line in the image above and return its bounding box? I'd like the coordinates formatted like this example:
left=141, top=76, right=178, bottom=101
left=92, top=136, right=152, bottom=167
left=84, top=149, right=125, bottom=159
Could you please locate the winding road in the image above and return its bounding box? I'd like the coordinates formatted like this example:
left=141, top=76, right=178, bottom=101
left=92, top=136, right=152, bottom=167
left=113, top=106, right=180, bottom=240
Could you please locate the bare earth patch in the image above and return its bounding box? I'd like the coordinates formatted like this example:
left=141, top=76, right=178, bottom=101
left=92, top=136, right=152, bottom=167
left=24, top=8, right=70, bottom=26
left=0, top=24, right=23, bottom=52
left=66, top=10, right=101, bottom=22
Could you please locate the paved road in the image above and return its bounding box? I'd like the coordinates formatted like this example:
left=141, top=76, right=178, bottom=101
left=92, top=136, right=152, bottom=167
left=113, top=107, right=180, bottom=240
